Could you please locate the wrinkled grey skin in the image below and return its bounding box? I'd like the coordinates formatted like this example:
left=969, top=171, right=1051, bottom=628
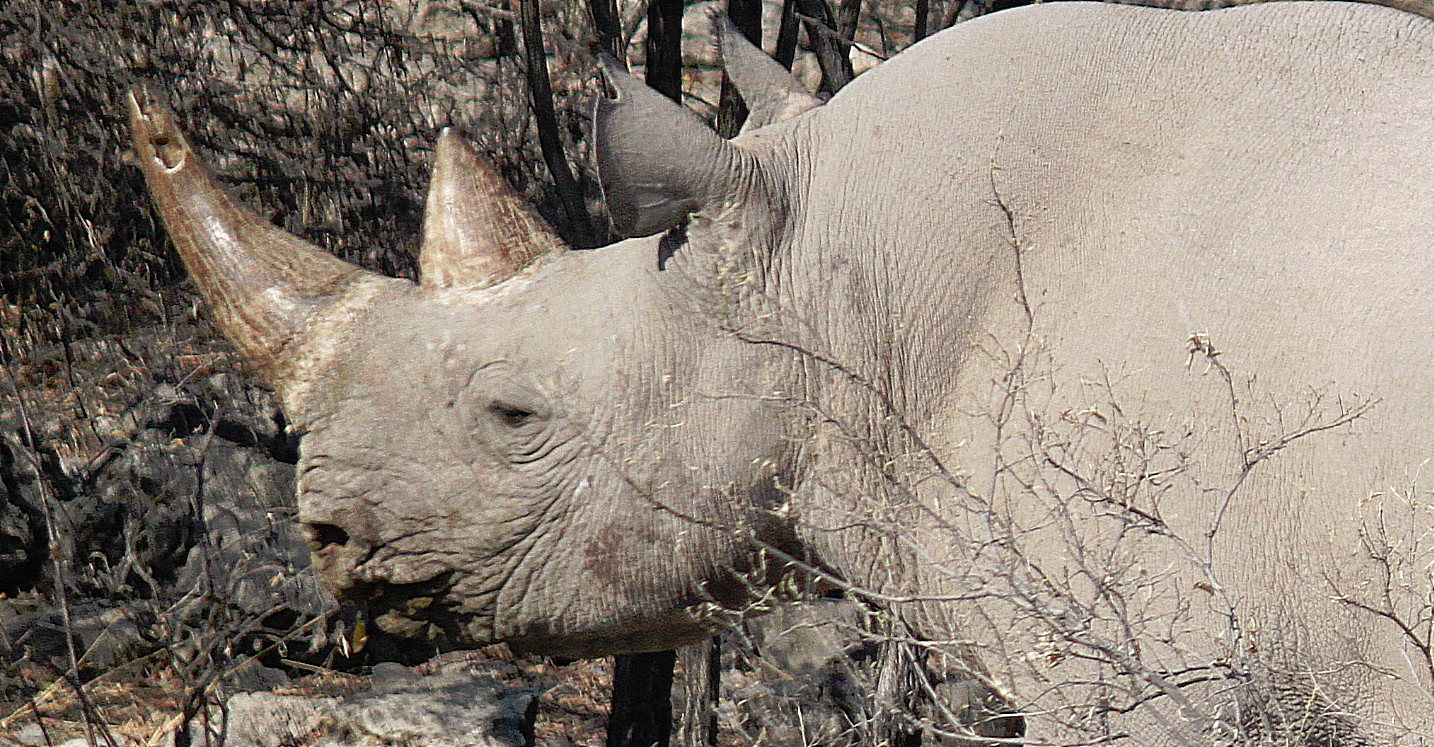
left=294, top=250, right=797, bottom=655
left=131, top=2, right=1434, bottom=743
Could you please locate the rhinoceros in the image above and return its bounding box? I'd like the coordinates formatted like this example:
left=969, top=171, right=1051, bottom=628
left=128, top=1, right=1434, bottom=743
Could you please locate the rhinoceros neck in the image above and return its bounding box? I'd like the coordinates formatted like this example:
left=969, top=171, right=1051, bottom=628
left=761, top=0, right=1434, bottom=647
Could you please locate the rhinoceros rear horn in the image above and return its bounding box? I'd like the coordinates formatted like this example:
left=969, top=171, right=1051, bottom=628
left=126, top=86, right=386, bottom=393
left=420, top=129, right=565, bottom=291
left=595, top=57, right=761, bottom=238
left=716, top=16, right=821, bottom=132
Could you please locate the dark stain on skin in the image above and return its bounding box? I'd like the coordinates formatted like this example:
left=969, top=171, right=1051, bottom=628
left=583, top=521, right=662, bottom=582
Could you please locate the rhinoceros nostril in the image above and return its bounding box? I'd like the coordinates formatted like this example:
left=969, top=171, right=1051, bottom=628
left=306, top=522, right=351, bottom=552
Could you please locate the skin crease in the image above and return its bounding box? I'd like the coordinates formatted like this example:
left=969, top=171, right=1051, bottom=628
left=133, top=2, right=1434, bottom=744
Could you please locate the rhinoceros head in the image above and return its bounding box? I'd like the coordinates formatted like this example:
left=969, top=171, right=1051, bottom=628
left=125, top=51, right=809, bottom=657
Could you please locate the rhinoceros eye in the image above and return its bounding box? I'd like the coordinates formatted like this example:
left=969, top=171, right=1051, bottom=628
left=488, top=401, right=541, bottom=429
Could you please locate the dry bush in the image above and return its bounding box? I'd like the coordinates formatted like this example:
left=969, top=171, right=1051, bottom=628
left=2, top=1, right=609, bottom=739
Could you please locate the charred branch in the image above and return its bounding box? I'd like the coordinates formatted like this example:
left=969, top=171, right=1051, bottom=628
left=518, top=0, right=597, bottom=246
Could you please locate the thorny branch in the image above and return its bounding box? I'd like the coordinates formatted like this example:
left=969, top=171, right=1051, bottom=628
left=661, top=163, right=1404, bottom=743
left=1188, top=333, right=1382, bottom=564
left=1328, top=482, right=1434, bottom=694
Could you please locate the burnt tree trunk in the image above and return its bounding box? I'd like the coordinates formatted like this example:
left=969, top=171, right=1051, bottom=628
left=774, top=0, right=801, bottom=69
left=645, top=0, right=685, bottom=102
left=608, top=649, right=677, bottom=747
left=794, top=0, right=854, bottom=93
left=837, top=0, right=863, bottom=44
left=589, top=0, right=624, bottom=59
left=517, top=0, right=596, bottom=245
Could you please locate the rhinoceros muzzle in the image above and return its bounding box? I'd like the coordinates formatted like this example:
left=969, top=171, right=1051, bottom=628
left=364, top=576, right=465, bottom=643
left=300, top=495, right=483, bottom=645
left=304, top=521, right=460, bottom=631
left=305, top=520, right=372, bottom=593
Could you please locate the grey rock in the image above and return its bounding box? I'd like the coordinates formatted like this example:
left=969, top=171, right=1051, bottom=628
left=200, top=690, right=339, bottom=747
left=0, top=368, right=336, bottom=688
left=329, top=665, right=534, bottom=747
left=67, top=604, right=144, bottom=672
left=8, top=723, right=47, bottom=746
left=175, top=666, right=534, bottom=747
left=0, top=433, right=47, bottom=594
left=226, top=659, right=293, bottom=692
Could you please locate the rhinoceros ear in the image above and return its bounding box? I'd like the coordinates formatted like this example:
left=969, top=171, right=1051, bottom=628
left=595, top=57, right=759, bottom=238
left=420, top=129, right=566, bottom=291
left=716, top=16, right=820, bottom=132
left=126, top=86, right=390, bottom=395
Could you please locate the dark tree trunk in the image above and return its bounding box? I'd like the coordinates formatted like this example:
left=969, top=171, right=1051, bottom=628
left=589, top=0, right=624, bottom=59
left=774, top=0, right=801, bottom=69
left=645, top=0, right=685, bottom=102
left=607, top=650, right=677, bottom=747
left=794, top=0, right=854, bottom=93
left=517, top=0, right=596, bottom=246
left=716, top=0, right=763, bottom=137
left=915, top=0, right=930, bottom=40
left=837, top=0, right=863, bottom=43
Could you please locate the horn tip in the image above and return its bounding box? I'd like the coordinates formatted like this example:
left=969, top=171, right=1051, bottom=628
left=126, top=84, right=167, bottom=137
left=434, top=127, right=456, bottom=158
left=125, top=85, right=189, bottom=171
left=433, top=127, right=479, bottom=171
left=436, top=126, right=472, bottom=150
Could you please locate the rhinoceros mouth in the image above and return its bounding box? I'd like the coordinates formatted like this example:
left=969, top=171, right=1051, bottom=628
left=337, top=571, right=468, bottom=643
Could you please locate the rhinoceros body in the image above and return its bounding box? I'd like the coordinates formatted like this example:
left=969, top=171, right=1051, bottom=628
left=130, top=1, right=1434, bottom=742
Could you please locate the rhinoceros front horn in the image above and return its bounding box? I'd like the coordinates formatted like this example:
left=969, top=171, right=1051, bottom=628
left=420, top=129, right=565, bottom=291
left=126, top=86, right=388, bottom=397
